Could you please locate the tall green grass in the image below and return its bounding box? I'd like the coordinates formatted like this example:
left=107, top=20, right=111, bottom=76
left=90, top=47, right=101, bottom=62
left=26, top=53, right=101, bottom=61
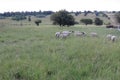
left=0, top=25, right=120, bottom=80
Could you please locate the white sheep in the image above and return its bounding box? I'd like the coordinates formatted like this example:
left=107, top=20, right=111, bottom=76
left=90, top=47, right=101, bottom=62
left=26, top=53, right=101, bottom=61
left=55, top=32, right=61, bottom=38
left=74, top=31, right=86, bottom=37
left=90, top=32, right=98, bottom=37
left=106, top=34, right=117, bottom=42
left=111, top=35, right=117, bottom=42
left=55, top=31, right=72, bottom=39
left=106, top=34, right=112, bottom=40
left=62, top=31, right=72, bottom=35
left=59, top=33, right=69, bottom=39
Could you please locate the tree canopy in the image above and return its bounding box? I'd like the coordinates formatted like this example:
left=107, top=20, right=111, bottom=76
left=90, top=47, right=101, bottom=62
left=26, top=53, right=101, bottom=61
left=11, top=15, right=26, bottom=21
left=50, top=10, right=75, bottom=27
left=80, top=19, right=93, bottom=25
left=94, top=17, right=103, bottom=25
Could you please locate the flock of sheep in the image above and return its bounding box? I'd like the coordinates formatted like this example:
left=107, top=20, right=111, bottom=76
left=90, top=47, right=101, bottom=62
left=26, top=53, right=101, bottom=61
left=55, top=30, right=117, bottom=42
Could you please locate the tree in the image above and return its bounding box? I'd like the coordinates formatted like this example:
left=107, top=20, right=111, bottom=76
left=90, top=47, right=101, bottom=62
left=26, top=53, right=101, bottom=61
left=94, top=18, right=103, bottom=25
left=115, top=12, right=120, bottom=23
left=11, top=15, right=26, bottom=26
left=80, top=19, right=93, bottom=25
left=35, top=20, right=42, bottom=26
left=50, top=10, right=75, bottom=27
left=28, top=16, right=31, bottom=22
left=11, top=15, right=26, bottom=21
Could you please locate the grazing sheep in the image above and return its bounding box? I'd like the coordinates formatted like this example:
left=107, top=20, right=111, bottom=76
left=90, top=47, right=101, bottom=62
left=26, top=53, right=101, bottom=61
left=55, top=31, right=72, bottom=39
left=117, top=25, right=120, bottom=31
left=111, top=35, right=117, bottom=42
left=106, top=34, right=117, bottom=42
left=55, top=32, right=61, bottom=38
left=59, top=33, right=69, bottom=39
left=74, top=31, right=86, bottom=37
left=90, top=32, right=98, bottom=37
left=62, top=31, right=72, bottom=35
left=106, top=34, right=112, bottom=40
left=81, top=32, right=86, bottom=36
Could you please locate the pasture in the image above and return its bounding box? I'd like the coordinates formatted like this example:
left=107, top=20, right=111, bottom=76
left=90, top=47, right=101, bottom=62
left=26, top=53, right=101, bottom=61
left=0, top=24, right=120, bottom=80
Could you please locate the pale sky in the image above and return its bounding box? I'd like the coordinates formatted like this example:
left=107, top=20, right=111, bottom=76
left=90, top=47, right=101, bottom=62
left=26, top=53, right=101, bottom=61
left=0, top=0, right=120, bottom=13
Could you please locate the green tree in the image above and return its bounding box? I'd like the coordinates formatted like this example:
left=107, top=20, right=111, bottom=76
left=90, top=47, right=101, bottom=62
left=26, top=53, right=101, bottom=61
left=34, top=20, right=42, bottom=26
left=11, top=15, right=26, bottom=26
left=12, top=15, right=26, bottom=21
left=80, top=19, right=93, bottom=25
left=28, top=16, right=31, bottom=22
left=94, top=18, right=103, bottom=25
left=50, top=10, right=75, bottom=27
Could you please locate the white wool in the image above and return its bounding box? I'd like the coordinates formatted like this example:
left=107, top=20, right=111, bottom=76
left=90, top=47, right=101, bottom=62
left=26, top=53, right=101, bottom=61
left=90, top=32, right=98, bottom=37
left=55, top=32, right=61, bottom=38
left=59, top=33, right=69, bottom=39
left=111, top=36, right=117, bottom=42
left=106, top=34, right=117, bottom=42
left=74, top=32, right=84, bottom=36
left=106, top=34, right=112, bottom=40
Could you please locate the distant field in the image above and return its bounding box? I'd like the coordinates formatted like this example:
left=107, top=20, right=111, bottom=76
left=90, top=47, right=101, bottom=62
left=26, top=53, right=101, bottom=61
left=0, top=24, right=120, bottom=80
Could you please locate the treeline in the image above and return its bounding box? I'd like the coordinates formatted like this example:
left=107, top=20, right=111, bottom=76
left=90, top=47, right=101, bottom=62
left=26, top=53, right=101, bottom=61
left=0, top=10, right=120, bottom=18
left=0, top=10, right=54, bottom=17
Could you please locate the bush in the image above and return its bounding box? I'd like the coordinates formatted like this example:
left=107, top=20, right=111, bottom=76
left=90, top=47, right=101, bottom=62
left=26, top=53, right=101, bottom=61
left=0, top=16, right=5, bottom=19
left=74, top=21, right=79, bottom=24
left=80, top=19, right=93, bottom=25
left=12, top=15, right=26, bottom=21
left=106, top=25, right=118, bottom=28
left=94, top=18, right=103, bottom=25
left=106, top=25, right=114, bottom=28
left=28, top=16, right=31, bottom=22
left=36, top=15, right=46, bottom=18
left=35, top=20, right=42, bottom=26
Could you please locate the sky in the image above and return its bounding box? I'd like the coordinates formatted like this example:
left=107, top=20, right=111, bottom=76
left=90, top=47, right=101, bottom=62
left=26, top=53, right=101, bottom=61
left=0, top=0, right=120, bottom=13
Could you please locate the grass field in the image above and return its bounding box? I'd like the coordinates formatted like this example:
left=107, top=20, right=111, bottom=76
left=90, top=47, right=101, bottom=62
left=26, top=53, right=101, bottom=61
left=0, top=24, right=120, bottom=80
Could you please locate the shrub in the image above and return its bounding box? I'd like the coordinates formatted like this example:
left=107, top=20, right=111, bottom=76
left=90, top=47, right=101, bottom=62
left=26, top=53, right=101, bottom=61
left=35, top=20, right=42, bottom=26
left=80, top=19, right=93, bottom=25
left=12, top=15, right=26, bottom=21
left=94, top=18, right=103, bottom=25
left=28, top=16, right=31, bottom=22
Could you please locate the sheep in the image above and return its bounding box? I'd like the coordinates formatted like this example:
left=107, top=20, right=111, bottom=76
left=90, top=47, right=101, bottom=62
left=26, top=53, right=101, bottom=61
left=81, top=31, right=86, bottom=36
left=106, top=34, right=117, bottom=42
left=74, top=31, right=86, bottom=37
left=111, top=35, right=117, bottom=42
left=60, top=31, right=73, bottom=39
left=106, top=34, right=112, bottom=40
left=55, top=31, right=72, bottom=39
left=62, top=31, right=72, bottom=35
left=90, top=32, right=98, bottom=37
left=55, top=32, right=61, bottom=38
left=59, top=33, right=69, bottom=39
